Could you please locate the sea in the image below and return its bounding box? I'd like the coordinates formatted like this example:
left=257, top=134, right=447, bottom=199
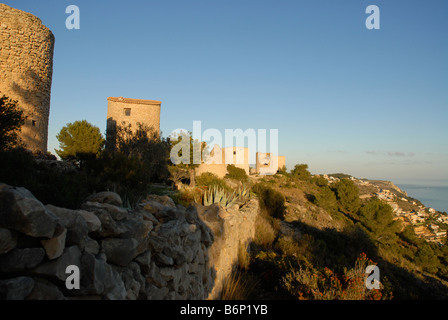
left=391, top=179, right=448, bottom=214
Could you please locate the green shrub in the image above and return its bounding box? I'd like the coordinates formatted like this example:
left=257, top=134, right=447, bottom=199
left=312, top=175, right=328, bottom=187
left=332, top=179, right=360, bottom=214
left=226, top=164, right=249, bottom=182
left=253, top=183, right=286, bottom=220
left=291, top=164, right=311, bottom=181
left=415, top=243, right=439, bottom=274
left=313, top=186, right=338, bottom=212
left=196, top=172, right=229, bottom=191
left=357, top=199, right=401, bottom=244
left=170, top=187, right=204, bottom=207
left=278, top=165, right=289, bottom=177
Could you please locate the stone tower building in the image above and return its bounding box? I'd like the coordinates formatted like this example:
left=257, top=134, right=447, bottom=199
left=106, top=97, right=161, bottom=147
left=0, top=4, right=55, bottom=153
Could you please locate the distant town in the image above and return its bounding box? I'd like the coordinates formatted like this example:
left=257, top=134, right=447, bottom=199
left=320, top=174, right=448, bottom=245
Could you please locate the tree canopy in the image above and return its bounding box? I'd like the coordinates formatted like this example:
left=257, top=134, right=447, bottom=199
left=314, top=186, right=338, bottom=212
left=56, top=120, right=104, bottom=162
left=332, top=178, right=361, bottom=214
left=169, top=131, right=207, bottom=187
left=358, top=199, right=401, bottom=244
left=290, top=164, right=311, bottom=181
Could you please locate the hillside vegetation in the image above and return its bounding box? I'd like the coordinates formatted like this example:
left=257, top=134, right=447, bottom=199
left=225, top=170, right=448, bottom=300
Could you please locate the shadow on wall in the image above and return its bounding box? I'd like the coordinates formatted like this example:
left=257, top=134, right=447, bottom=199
left=17, top=129, right=44, bottom=153
left=10, top=68, right=51, bottom=152
left=12, top=70, right=44, bottom=104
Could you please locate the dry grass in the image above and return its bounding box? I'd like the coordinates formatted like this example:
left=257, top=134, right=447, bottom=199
left=253, top=215, right=277, bottom=247
left=220, top=270, right=259, bottom=300
left=237, top=242, right=250, bottom=271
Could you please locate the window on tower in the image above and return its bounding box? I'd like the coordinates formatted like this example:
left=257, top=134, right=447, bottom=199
left=124, top=108, right=131, bottom=116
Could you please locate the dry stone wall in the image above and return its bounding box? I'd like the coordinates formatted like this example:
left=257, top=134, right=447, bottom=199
left=0, top=4, right=55, bottom=153
left=0, top=183, right=259, bottom=300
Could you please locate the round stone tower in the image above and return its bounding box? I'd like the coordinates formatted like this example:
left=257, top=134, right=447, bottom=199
left=106, top=97, right=161, bottom=147
left=0, top=4, right=55, bottom=153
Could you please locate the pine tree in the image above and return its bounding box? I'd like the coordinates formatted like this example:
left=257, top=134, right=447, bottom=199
left=56, top=120, right=104, bottom=165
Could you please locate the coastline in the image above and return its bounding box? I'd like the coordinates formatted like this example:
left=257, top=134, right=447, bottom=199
left=366, top=177, right=448, bottom=214
left=394, top=182, right=448, bottom=214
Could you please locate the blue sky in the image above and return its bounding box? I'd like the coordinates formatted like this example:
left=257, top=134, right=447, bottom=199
left=4, top=0, right=448, bottom=181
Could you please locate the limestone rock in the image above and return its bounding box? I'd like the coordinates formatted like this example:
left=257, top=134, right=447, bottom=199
left=128, top=261, right=146, bottom=296
left=113, top=265, right=141, bottom=300
left=145, top=261, right=167, bottom=288
left=118, top=217, right=153, bottom=240
left=82, top=201, right=129, bottom=221
left=145, top=283, right=169, bottom=300
left=77, top=210, right=101, bottom=232
left=32, top=246, right=82, bottom=281
left=147, top=233, right=167, bottom=253
left=163, top=245, right=187, bottom=266
left=84, top=239, right=100, bottom=255
left=160, top=266, right=185, bottom=292
left=138, top=208, right=158, bottom=225
left=85, top=191, right=123, bottom=207
left=101, top=238, right=142, bottom=266
left=0, top=276, right=35, bottom=300
left=134, top=251, right=151, bottom=273
left=154, top=252, right=174, bottom=266
left=145, top=195, right=176, bottom=209
left=25, top=278, right=66, bottom=300
left=0, top=247, right=45, bottom=272
left=194, top=203, right=222, bottom=240
left=90, top=210, right=126, bottom=238
left=0, top=227, right=17, bottom=254
left=41, top=226, right=67, bottom=260
left=45, top=205, right=92, bottom=250
left=0, top=184, right=58, bottom=238
left=142, top=201, right=164, bottom=215
left=45, top=205, right=81, bottom=227
left=78, top=252, right=127, bottom=300
left=158, top=220, right=184, bottom=238
left=153, top=208, right=178, bottom=222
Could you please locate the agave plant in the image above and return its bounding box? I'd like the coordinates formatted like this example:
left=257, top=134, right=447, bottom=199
left=202, top=185, right=238, bottom=208
left=235, top=185, right=250, bottom=200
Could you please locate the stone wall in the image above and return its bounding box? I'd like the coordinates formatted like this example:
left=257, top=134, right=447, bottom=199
left=203, top=199, right=259, bottom=299
left=222, top=147, right=250, bottom=175
left=197, top=145, right=252, bottom=178
left=195, top=163, right=228, bottom=179
left=0, top=183, right=259, bottom=300
left=0, top=4, right=54, bottom=153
